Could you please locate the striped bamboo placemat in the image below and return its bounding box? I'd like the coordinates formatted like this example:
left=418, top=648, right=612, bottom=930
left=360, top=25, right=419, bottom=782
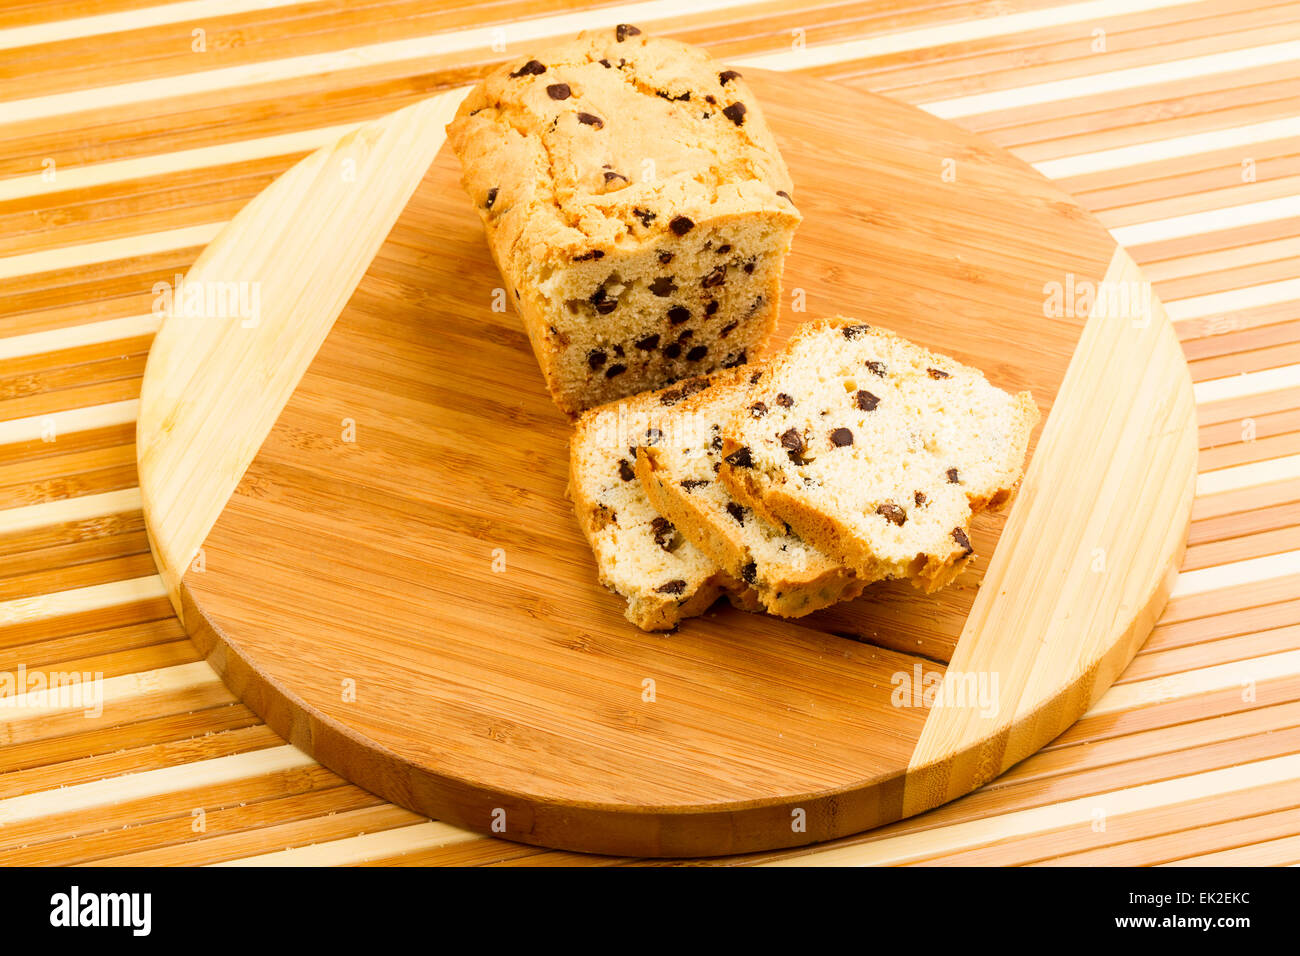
left=0, top=0, right=1296, bottom=866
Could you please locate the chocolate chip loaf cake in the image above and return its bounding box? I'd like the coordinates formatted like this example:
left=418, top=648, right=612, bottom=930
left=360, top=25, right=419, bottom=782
left=718, top=319, right=1039, bottom=592
left=570, top=373, right=754, bottom=630
left=634, top=368, right=864, bottom=617
left=447, top=26, right=801, bottom=415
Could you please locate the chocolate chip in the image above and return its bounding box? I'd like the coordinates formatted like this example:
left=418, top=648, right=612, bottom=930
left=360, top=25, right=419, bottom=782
left=575, top=250, right=604, bottom=261
left=655, top=579, right=687, bottom=595
left=776, top=393, right=794, bottom=407
left=705, top=94, right=717, bottom=105
left=618, top=458, right=636, bottom=481
left=603, top=170, right=629, bottom=184
left=599, top=58, right=612, bottom=68
left=830, top=427, right=854, bottom=447
left=748, top=401, right=768, bottom=418
left=928, top=367, right=951, bottom=380
left=656, top=89, right=690, bottom=101
left=780, top=428, right=804, bottom=455
left=947, top=467, right=961, bottom=483
left=587, top=348, right=606, bottom=369
left=677, top=329, right=693, bottom=342
left=616, top=23, right=641, bottom=42
left=669, top=216, right=695, bottom=236
left=634, top=208, right=656, bottom=227
left=577, top=112, right=604, bottom=128
left=605, top=363, right=627, bottom=378
left=702, top=265, right=727, bottom=288
left=876, top=503, right=907, bottom=526
left=658, top=388, right=682, bottom=406
left=651, top=516, right=680, bottom=552
left=719, top=321, right=738, bottom=338
left=726, top=502, right=746, bottom=525
left=776, top=190, right=792, bottom=201
left=724, top=446, right=753, bottom=468
left=485, top=187, right=498, bottom=209
left=865, top=360, right=887, bottom=376
left=509, top=60, right=546, bottom=77
left=716, top=244, right=732, bottom=254
left=842, top=324, right=870, bottom=339
left=613, top=344, right=624, bottom=357
left=750, top=371, right=762, bottom=384
left=741, top=561, right=757, bottom=586
left=705, top=299, right=719, bottom=316
left=594, top=297, right=617, bottom=315
left=721, top=351, right=748, bottom=369
left=953, top=527, right=974, bottom=556
left=855, top=390, right=879, bottom=412
left=680, top=479, right=709, bottom=492
left=743, top=259, right=755, bottom=274
left=914, top=491, right=927, bottom=507
left=636, top=333, right=660, bottom=350
left=644, top=428, right=663, bottom=445
left=668, top=306, right=690, bottom=324
left=547, top=83, right=571, bottom=100
left=663, top=343, right=682, bottom=359
left=719, top=70, right=742, bottom=85
left=686, top=345, right=707, bottom=361
left=649, top=276, right=678, bottom=297
left=657, top=250, right=674, bottom=264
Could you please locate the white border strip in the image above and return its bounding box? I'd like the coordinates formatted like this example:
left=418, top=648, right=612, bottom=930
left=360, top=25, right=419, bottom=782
left=1193, top=363, right=1300, bottom=405
left=210, top=820, right=478, bottom=866
left=0, top=575, right=166, bottom=627
left=1165, top=278, right=1300, bottom=322
left=1194, top=453, right=1300, bottom=497
left=0, top=313, right=161, bottom=362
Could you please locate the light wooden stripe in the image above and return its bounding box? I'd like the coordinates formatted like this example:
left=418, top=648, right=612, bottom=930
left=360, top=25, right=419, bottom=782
left=1194, top=363, right=1300, bottom=404
left=1161, top=832, right=1300, bottom=865
left=0, top=0, right=758, bottom=126
left=0, top=314, right=160, bottom=362
left=0, top=224, right=220, bottom=282
left=0, top=123, right=360, bottom=204
left=0, top=487, right=142, bottom=536
left=0, top=400, right=137, bottom=445
left=0, top=0, right=309, bottom=52
left=0, top=743, right=313, bottom=826
left=1034, top=116, right=1300, bottom=178
left=0, top=576, right=165, bottom=628
left=1171, top=548, right=1300, bottom=597
left=0, top=661, right=215, bottom=723
left=766, top=752, right=1300, bottom=865
left=138, top=89, right=467, bottom=612
left=209, top=820, right=478, bottom=866
left=1196, top=453, right=1300, bottom=495
left=925, top=40, right=1300, bottom=118
left=1091, top=649, right=1300, bottom=715
left=1113, top=194, right=1300, bottom=246
left=1166, top=278, right=1300, bottom=322
left=738, top=0, right=1207, bottom=71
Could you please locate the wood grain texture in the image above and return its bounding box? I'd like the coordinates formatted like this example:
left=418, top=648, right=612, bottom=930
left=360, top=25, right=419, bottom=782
left=130, top=69, right=1192, bottom=856
left=2, top=0, right=1295, bottom=867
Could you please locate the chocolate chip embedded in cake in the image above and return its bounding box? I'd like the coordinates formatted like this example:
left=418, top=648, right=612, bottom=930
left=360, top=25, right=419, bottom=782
left=446, top=29, right=801, bottom=415
left=717, top=317, right=1040, bottom=593
left=634, top=367, right=863, bottom=618
left=569, top=373, right=755, bottom=630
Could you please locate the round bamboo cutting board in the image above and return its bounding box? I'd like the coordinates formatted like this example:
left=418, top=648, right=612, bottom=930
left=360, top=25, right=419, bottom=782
left=136, top=70, right=1197, bottom=858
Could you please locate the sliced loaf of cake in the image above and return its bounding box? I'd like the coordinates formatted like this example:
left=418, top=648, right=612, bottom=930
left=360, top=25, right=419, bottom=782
left=634, top=368, right=863, bottom=617
left=717, top=318, right=1039, bottom=592
left=570, top=374, right=753, bottom=629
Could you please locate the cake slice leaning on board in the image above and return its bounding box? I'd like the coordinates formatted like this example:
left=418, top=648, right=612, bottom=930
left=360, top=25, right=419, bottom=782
left=634, top=367, right=865, bottom=617
left=717, top=318, right=1039, bottom=592
left=569, top=373, right=760, bottom=630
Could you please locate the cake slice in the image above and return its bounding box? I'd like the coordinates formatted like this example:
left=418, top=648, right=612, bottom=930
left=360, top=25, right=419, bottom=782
left=570, top=374, right=754, bottom=630
left=635, top=368, right=864, bottom=617
left=447, top=27, right=801, bottom=415
left=717, top=318, right=1039, bottom=592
